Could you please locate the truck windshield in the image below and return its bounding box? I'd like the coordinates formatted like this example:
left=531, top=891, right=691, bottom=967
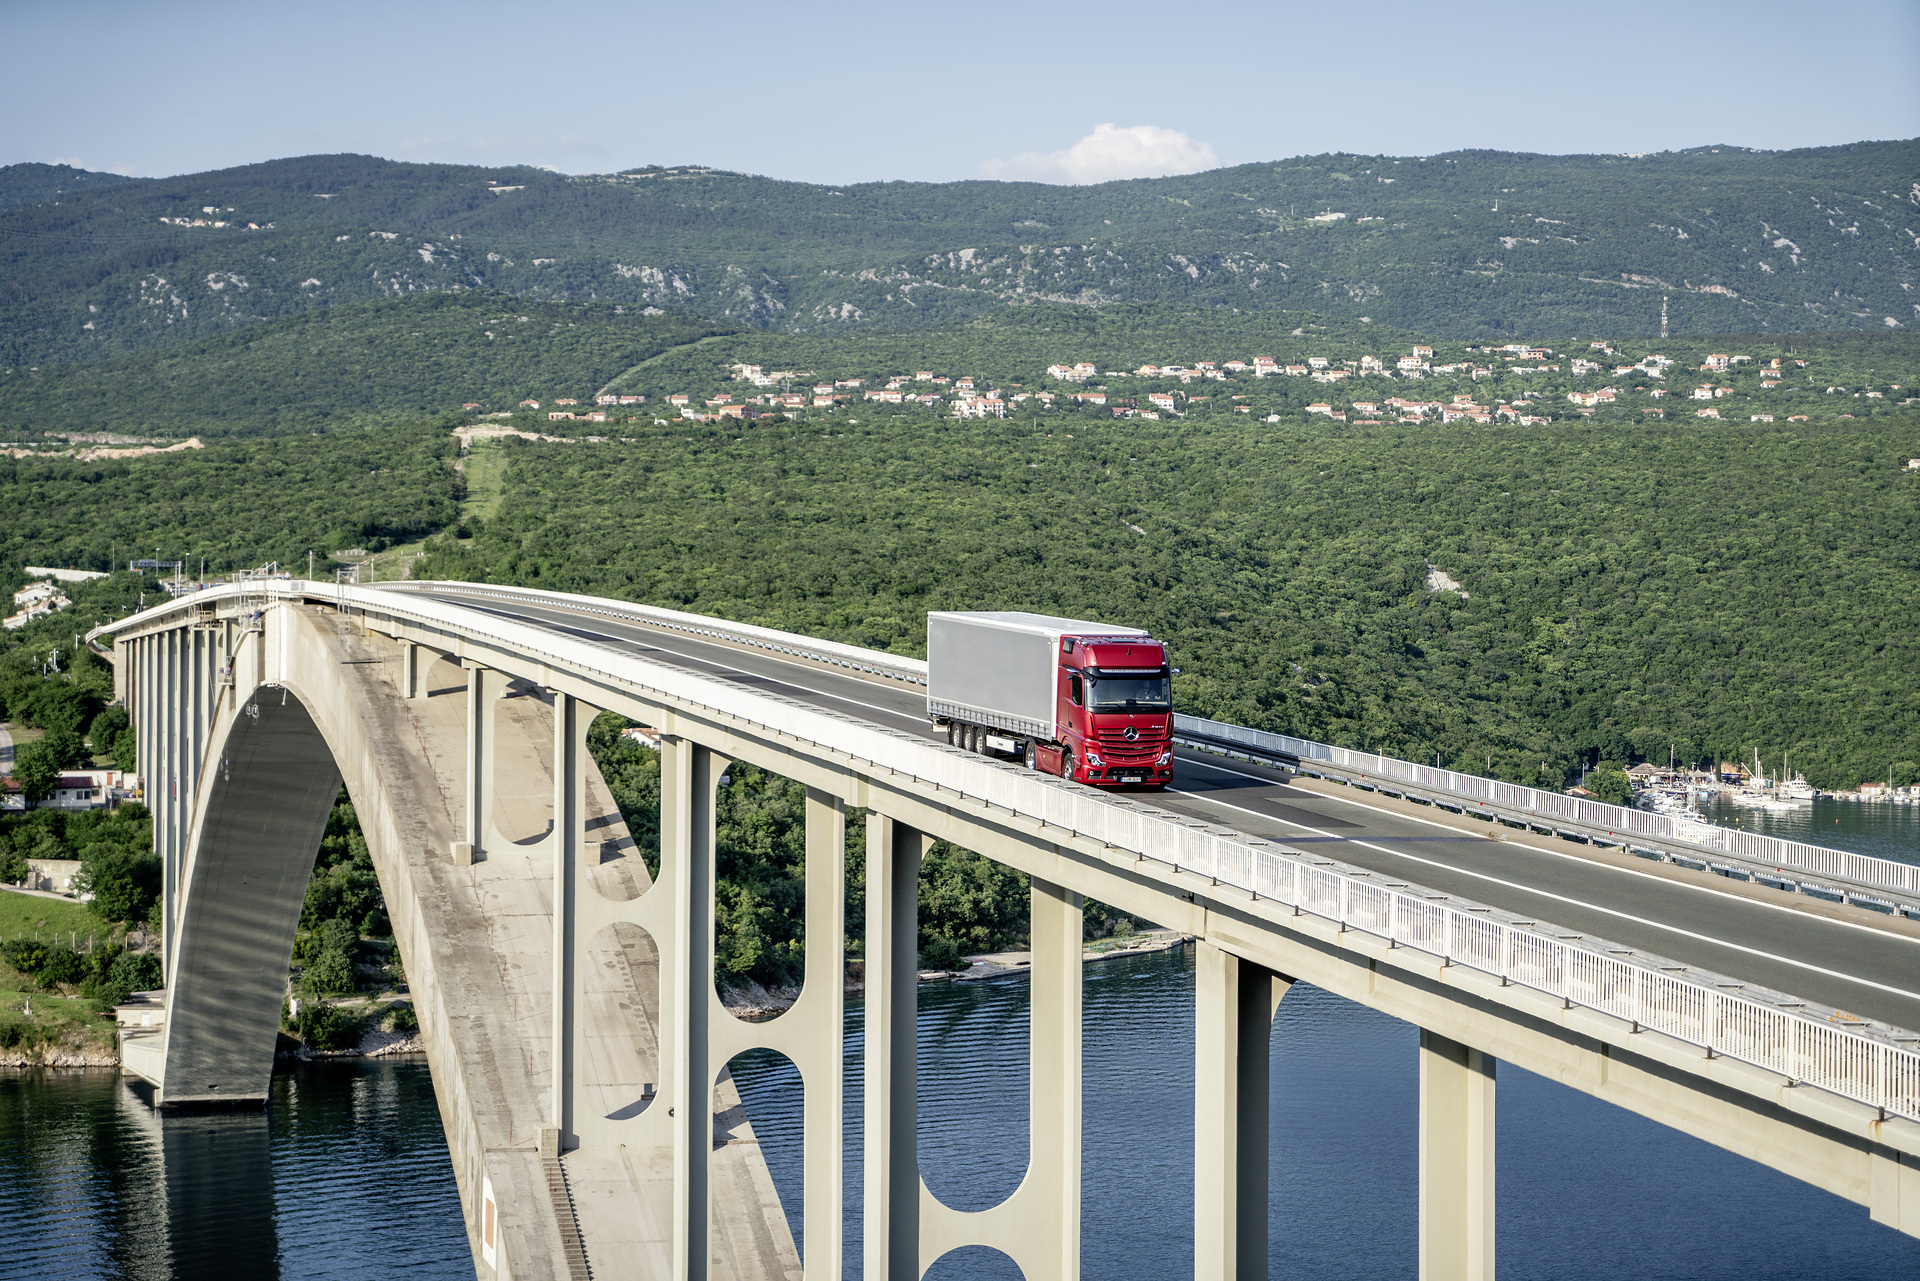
left=1086, top=674, right=1171, bottom=712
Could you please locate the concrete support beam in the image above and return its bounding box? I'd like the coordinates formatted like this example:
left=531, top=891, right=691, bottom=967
left=799, top=787, right=846, bottom=1281
left=664, top=734, right=722, bottom=1281
left=402, top=641, right=422, bottom=700
left=1419, top=1029, right=1496, bottom=1281
left=1195, top=943, right=1290, bottom=1281
left=864, top=814, right=925, bottom=1281
left=1026, top=876, right=1085, bottom=1281
left=551, top=690, right=590, bottom=1139
left=464, top=664, right=500, bottom=857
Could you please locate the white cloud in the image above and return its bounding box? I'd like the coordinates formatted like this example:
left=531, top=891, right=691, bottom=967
left=981, top=123, right=1221, bottom=185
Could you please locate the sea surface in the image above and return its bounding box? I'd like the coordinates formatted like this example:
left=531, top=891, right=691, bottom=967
left=732, top=945, right=1920, bottom=1281
left=0, top=1059, right=470, bottom=1280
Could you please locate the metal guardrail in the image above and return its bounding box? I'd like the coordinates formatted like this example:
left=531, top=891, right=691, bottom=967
left=90, top=583, right=1920, bottom=1125
left=1174, top=714, right=1920, bottom=907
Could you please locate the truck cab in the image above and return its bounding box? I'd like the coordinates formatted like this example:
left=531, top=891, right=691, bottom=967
left=927, top=610, right=1176, bottom=790
left=1052, top=635, right=1174, bottom=787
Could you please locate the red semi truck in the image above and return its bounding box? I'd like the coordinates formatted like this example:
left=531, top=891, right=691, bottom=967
left=927, top=611, right=1175, bottom=788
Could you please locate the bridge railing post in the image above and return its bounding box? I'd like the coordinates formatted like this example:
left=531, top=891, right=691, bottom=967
left=1419, top=1028, right=1496, bottom=1281
left=1194, top=943, right=1290, bottom=1281
left=863, top=814, right=925, bottom=1281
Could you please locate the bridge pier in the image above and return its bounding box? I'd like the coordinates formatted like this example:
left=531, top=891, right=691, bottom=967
left=1419, top=1029, right=1497, bottom=1281
left=1194, top=943, right=1291, bottom=1281
left=864, top=814, right=927, bottom=1281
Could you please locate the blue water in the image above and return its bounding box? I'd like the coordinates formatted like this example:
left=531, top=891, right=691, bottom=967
left=0, top=1059, right=469, bottom=1280
left=1699, top=794, right=1920, bottom=867
left=5, top=955, right=1918, bottom=1278
left=732, top=945, right=1920, bottom=1281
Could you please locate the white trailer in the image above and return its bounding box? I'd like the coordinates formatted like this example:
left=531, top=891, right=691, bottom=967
left=927, top=610, right=1149, bottom=743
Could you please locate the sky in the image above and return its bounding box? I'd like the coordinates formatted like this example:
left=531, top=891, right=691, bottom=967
left=5, top=0, right=1917, bottom=185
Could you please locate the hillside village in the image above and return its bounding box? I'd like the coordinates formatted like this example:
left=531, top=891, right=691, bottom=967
left=504, top=338, right=1911, bottom=430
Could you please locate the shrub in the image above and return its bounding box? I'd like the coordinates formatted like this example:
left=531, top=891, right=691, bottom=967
left=300, top=947, right=356, bottom=997
left=37, top=946, right=85, bottom=987
left=918, top=934, right=970, bottom=972
left=295, top=1003, right=363, bottom=1051
left=384, top=1004, right=419, bottom=1034
left=77, top=845, right=161, bottom=924
left=94, top=950, right=163, bottom=1008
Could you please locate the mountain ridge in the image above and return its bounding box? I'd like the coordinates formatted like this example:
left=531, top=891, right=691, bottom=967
left=3, top=140, right=1915, bottom=365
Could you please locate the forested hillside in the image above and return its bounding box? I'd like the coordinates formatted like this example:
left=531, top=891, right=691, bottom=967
left=414, top=412, right=1920, bottom=792
left=0, top=295, right=727, bottom=437
left=0, top=425, right=459, bottom=592
left=3, top=142, right=1914, bottom=365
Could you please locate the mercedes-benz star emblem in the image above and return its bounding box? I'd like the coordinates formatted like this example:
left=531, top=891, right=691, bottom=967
left=1123, top=727, right=1139, bottom=741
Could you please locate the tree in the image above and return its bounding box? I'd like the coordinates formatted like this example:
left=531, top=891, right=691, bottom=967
left=12, top=739, right=59, bottom=803
left=77, top=842, right=162, bottom=923
left=1586, top=765, right=1634, bottom=807
left=88, top=705, right=130, bottom=762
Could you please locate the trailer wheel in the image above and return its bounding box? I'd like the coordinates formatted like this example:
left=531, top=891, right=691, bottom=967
left=946, top=722, right=958, bottom=746
left=1024, top=740, right=1037, bottom=770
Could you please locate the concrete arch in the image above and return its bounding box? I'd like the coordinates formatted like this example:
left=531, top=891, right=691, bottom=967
left=161, top=687, right=342, bottom=1104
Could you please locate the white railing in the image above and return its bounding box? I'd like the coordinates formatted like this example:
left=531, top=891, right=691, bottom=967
left=92, top=583, right=1920, bottom=1125
left=386, top=585, right=1920, bottom=905
left=1174, top=714, right=1920, bottom=899
left=375, top=580, right=932, bottom=686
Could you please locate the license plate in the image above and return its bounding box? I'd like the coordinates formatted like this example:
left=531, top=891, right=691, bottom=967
left=1120, top=775, right=1144, bottom=784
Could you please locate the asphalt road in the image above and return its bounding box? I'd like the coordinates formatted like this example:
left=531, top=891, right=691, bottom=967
left=406, top=590, right=1920, bottom=1035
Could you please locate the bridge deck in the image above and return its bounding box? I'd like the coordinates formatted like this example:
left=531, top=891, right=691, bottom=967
left=413, top=590, right=1920, bottom=1038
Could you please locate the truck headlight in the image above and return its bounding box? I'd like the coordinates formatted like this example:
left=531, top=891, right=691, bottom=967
left=1085, top=752, right=1104, bottom=767
left=1157, top=751, right=1172, bottom=766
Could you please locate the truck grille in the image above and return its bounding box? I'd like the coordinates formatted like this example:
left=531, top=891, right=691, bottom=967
left=1093, top=728, right=1167, bottom=749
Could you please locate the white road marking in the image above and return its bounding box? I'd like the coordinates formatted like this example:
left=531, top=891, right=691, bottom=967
left=1166, top=770, right=1920, bottom=1005
left=506, top=607, right=932, bottom=728
left=1180, top=756, right=1920, bottom=950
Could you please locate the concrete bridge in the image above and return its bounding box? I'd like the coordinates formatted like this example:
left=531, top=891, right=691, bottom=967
left=91, top=579, right=1920, bottom=1280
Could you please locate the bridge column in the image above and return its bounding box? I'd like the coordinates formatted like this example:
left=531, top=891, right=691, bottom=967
left=1194, top=943, right=1290, bottom=1281
left=401, top=641, right=422, bottom=700
left=798, top=787, right=846, bottom=1281
left=863, top=814, right=925, bottom=1281
left=1027, top=876, right=1083, bottom=1281
left=162, top=628, right=181, bottom=939
left=460, top=663, right=502, bottom=862
left=662, top=733, right=722, bottom=1281
left=1419, top=1029, right=1496, bottom=1281
left=549, top=690, right=591, bottom=1142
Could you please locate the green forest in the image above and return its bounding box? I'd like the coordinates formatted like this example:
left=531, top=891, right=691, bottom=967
left=0, top=295, right=724, bottom=439
left=415, top=411, right=1920, bottom=793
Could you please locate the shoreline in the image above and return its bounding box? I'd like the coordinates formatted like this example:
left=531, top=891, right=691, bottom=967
left=13, top=935, right=1198, bottom=1066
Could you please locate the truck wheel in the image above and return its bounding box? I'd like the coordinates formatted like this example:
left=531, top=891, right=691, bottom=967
left=1060, top=749, right=1075, bottom=781
left=1024, top=740, right=1037, bottom=770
